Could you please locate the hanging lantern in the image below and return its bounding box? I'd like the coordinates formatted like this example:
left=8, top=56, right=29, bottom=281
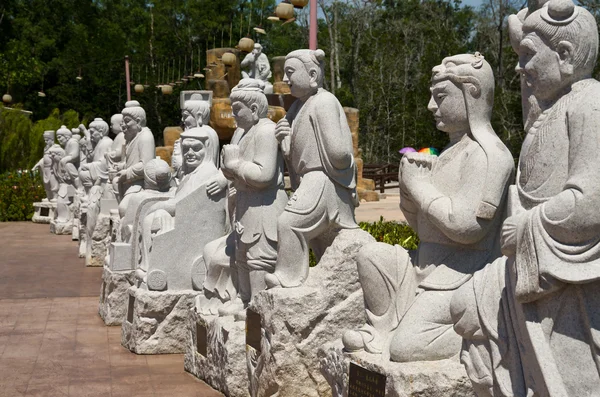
left=238, top=37, right=255, bottom=53
left=161, top=85, right=173, bottom=95
left=222, top=52, right=237, bottom=66
left=291, top=0, right=309, bottom=8
left=38, top=91, right=46, bottom=98
left=275, top=1, right=294, bottom=20
left=254, top=26, right=266, bottom=35
left=2, top=93, right=12, bottom=104
left=194, top=73, right=205, bottom=78
left=134, top=84, right=144, bottom=93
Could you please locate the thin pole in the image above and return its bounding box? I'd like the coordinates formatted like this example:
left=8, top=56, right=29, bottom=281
left=309, top=0, right=317, bottom=50
left=125, top=56, right=131, bottom=101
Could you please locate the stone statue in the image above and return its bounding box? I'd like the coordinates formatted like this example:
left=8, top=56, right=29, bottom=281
left=137, top=124, right=225, bottom=290
left=340, top=53, right=514, bottom=363
left=172, top=94, right=211, bottom=179
left=79, top=118, right=113, bottom=188
left=114, top=101, right=156, bottom=216
left=241, top=43, right=273, bottom=94
left=32, top=130, right=59, bottom=201
left=450, top=1, right=600, bottom=396
left=49, top=145, right=76, bottom=232
left=200, top=79, right=287, bottom=319
left=56, top=125, right=81, bottom=188
left=106, top=113, right=125, bottom=200
left=264, top=49, right=358, bottom=289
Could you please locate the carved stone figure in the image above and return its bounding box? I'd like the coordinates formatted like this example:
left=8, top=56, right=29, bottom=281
left=200, top=79, right=287, bottom=319
left=106, top=113, right=125, bottom=200
left=49, top=144, right=76, bottom=233
left=264, top=49, right=358, bottom=289
left=339, top=53, right=514, bottom=364
left=79, top=118, right=113, bottom=189
left=137, top=124, right=226, bottom=291
left=32, top=130, right=59, bottom=201
left=241, top=43, right=273, bottom=94
left=172, top=94, right=211, bottom=179
left=56, top=125, right=81, bottom=188
left=114, top=101, right=156, bottom=216
left=450, top=2, right=600, bottom=396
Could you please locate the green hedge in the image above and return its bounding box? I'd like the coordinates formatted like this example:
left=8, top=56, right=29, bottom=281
left=359, top=216, right=419, bottom=250
left=0, top=170, right=46, bottom=221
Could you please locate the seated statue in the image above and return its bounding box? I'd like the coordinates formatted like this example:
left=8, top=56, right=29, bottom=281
left=241, top=43, right=273, bottom=94
left=172, top=94, right=211, bottom=180
left=106, top=113, right=125, bottom=201
left=264, top=49, right=359, bottom=289
left=451, top=2, right=600, bottom=396
left=342, top=53, right=514, bottom=363
left=56, top=125, right=81, bottom=191
left=136, top=125, right=227, bottom=291
left=32, top=130, right=59, bottom=201
left=199, top=79, right=287, bottom=319
left=114, top=101, right=156, bottom=216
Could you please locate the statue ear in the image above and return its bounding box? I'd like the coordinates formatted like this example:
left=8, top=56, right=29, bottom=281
left=309, top=68, right=319, bottom=87
left=557, top=41, right=574, bottom=75
left=250, top=103, right=260, bottom=118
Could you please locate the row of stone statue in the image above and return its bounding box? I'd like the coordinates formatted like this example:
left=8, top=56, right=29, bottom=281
left=34, top=0, right=600, bottom=394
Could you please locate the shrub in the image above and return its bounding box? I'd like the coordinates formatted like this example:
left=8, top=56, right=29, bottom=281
left=359, top=216, right=419, bottom=250
left=0, top=169, right=46, bottom=221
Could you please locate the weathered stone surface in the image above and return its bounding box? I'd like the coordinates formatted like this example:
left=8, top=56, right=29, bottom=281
left=185, top=310, right=249, bottom=397
left=320, top=342, right=474, bottom=397
left=247, top=228, right=374, bottom=397
left=121, top=286, right=200, bottom=354
left=86, top=212, right=111, bottom=267
left=98, top=266, right=136, bottom=326
left=32, top=201, right=55, bottom=224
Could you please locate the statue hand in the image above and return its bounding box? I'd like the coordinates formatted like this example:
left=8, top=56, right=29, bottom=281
left=501, top=216, right=518, bottom=256
left=400, top=153, right=433, bottom=194
left=222, top=144, right=241, bottom=172
left=275, top=119, right=292, bottom=156
left=206, top=174, right=228, bottom=197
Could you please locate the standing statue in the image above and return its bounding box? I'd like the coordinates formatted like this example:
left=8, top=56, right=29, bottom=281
left=172, top=95, right=211, bottom=179
left=340, top=53, right=513, bottom=362
left=49, top=145, right=77, bottom=231
left=201, top=79, right=287, bottom=319
left=114, top=101, right=156, bottom=216
left=264, top=49, right=358, bottom=289
left=32, top=130, right=59, bottom=201
left=241, top=43, right=273, bottom=94
left=451, top=1, right=600, bottom=396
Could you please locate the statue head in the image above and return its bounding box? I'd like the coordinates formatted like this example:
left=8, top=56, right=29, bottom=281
left=230, top=79, right=269, bottom=131
left=89, top=118, right=109, bottom=145
left=252, top=43, right=263, bottom=57
left=179, top=126, right=219, bottom=174
left=110, top=113, right=123, bottom=136
left=143, top=158, right=172, bottom=192
left=56, top=125, right=72, bottom=147
left=181, top=95, right=211, bottom=130
left=121, top=100, right=147, bottom=142
left=517, top=0, right=598, bottom=102
left=48, top=145, right=66, bottom=163
left=429, top=52, right=494, bottom=135
left=284, top=49, right=325, bottom=100
left=43, top=130, right=55, bottom=149
left=80, top=169, right=94, bottom=189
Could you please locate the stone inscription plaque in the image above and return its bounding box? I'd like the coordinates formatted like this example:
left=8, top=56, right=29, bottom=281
left=127, top=295, right=135, bottom=323
left=246, top=308, right=261, bottom=353
left=196, top=321, right=207, bottom=357
left=348, top=362, right=386, bottom=397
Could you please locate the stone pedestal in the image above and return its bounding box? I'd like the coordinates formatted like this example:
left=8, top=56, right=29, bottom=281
left=50, top=216, right=73, bottom=235
left=78, top=210, right=87, bottom=258
left=32, top=201, right=56, bottom=224
left=121, top=285, right=200, bottom=354
left=86, top=199, right=118, bottom=267
left=184, top=309, right=249, bottom=397
left=320, top=343, right=474, bottom=397
left=246, top=228, right=375, bottom=397
left=98, top=266, right=136, bottom=326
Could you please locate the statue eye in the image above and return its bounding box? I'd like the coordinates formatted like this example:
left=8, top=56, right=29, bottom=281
left=436, top=93, right=447, bottom=101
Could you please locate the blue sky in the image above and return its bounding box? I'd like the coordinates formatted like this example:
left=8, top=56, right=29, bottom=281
left=461, top=0, right=485, bottom=8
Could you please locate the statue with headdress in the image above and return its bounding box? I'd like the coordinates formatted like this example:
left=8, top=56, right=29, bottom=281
left=340, top=53, right=514, bottom=363
left=241, top=43, right=273, bottom=94
left=451, top=1, right=600, bottom=395
left=32, top=130, right=60, bottom=201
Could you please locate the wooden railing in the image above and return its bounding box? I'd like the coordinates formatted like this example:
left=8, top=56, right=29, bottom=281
left=363, top=163, right=399, bottom=193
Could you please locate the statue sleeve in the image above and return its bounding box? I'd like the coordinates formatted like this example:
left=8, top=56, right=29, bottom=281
left=235, top=128, right=279, bottom=189
left=313, top=94, right=354, bottom=171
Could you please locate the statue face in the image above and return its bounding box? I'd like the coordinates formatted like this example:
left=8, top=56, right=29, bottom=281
left=284, top=58, right=316, bottom=99
left=111, top=117, right=123, bottom=135
left=427, top=80, right=469, bottom=134
left=232, top=101, right=256, bottom=131
left=57, top=134, right=69, bottom=147
left=181, top=138, right=205, bottom=170
left=517, top=33, right=566, bottom=102
left=90, top=126, right=103, bottom=144
left=44, top=137, right=54, bottom=147
left=122, top=115, right=141, bottom=140
left=181, top=110, right=198, bottom=130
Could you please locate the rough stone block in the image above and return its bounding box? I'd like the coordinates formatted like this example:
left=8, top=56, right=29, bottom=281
left=32, top=201, right=55, bottom=224
left=86, top=213, right=111, bottom=267
left=98, top=266, right=136, bottom=326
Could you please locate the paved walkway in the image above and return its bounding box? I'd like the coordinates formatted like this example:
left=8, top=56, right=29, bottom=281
left=355, top=195, right=405, bottom=223
left=0, top=222, right=222, bottom=397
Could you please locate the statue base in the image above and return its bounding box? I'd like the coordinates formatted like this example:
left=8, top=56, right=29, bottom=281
left=246, top=228, right=375, bottom=397
left=184, top=308, right=249, bottom=397
left=50, top=219, right=73, bottom=235
left=32, top=201, right=56, bottom=224
left=85, top=212, right=111, bottom=267
left=78, top=211, right=87, bottom=258
left=121, top=285, right=200, bottom=354
left=98, top=266, right=136, bottom=326
left=320, top=343, right=474, bottom=397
